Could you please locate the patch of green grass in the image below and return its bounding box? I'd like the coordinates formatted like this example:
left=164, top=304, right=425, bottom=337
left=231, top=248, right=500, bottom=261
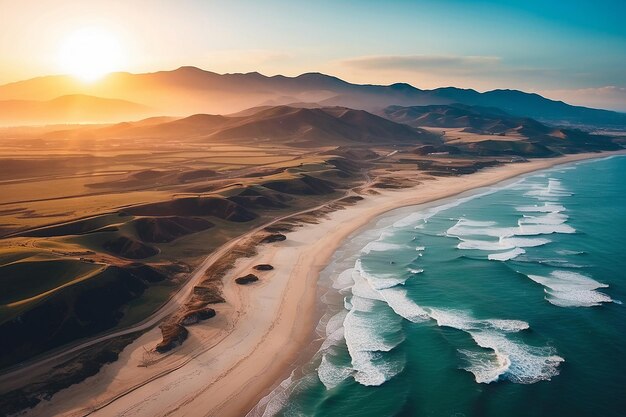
left=0, top=259, right=103, bottom=306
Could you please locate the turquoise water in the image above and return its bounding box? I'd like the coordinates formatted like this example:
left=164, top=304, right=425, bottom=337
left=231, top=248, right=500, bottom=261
left=254, top=155, right=626, bottom=417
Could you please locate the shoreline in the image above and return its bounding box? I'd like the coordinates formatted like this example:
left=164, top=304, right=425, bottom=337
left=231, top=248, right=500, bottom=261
left=25, top=150, right=625, bottom=417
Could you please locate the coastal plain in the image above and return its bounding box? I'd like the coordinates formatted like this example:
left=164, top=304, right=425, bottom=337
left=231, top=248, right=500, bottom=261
left=0, top=102, right=623, bottom=416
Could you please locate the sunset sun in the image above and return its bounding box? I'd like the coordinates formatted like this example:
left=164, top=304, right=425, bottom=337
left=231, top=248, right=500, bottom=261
left=58, top=27, right=123, bottom=82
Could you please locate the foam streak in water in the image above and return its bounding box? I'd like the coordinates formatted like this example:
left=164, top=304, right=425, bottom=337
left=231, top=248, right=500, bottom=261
left=427, top=308, right=562, bottom=384
left=525, top=270, right=613, bottom=307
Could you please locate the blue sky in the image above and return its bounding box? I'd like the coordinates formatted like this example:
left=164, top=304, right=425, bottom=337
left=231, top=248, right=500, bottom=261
left=2, top=0, right=625, bottom=110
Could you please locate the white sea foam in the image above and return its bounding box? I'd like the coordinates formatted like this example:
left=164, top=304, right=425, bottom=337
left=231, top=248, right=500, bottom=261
left=447, top=222, right=518, bottom=238
left=390, top=183, right=517, bottom=228
left=427, top=308, right=561, bottom=384
left=361, top=241, right=405, bottom=254
left=339, top=262, right=410, bottom=386
left=344, top=303, right=404, bottom=353
left=354, top=262, right=429, bottom=323
left=427, top=308, right=477, bottom=331
left=458, top=239, right=508, bottom=251
left=545, top=289, right=613, bottom=307
left=448, top=212, right=575, bottom=243
left=517, top=257, right=587, bottom=268
left=518, top=212, right=568, bottom=226
left=355, top=260, right=409, bottom=290
left=516, top=202, right=566, bottom=213
left=454, top=219, right=498, bottom=227
left=485, top=319, right=530, bottom=332
left=468, top=331, right=564, bottom=384
left=379, top=287, right=429, bottom=323
left=488, top=247, right=526, bottom=261
left=331, top=256, right=565, bottom=388
left=320, top=325, right=346, bottom=351
left=525, top=270, right=612, bottom=307
left=350, top=350, right=406, bottom=386
left=556, top=249, right=586, bottom=256
left=325, top=310, right=347, bottom=336
left=427, top=309, right=529, bottom=333
left=409, top=268, right=424, bottom=274
left=459, top=349, right=511, bottom=383
left=318, top=353, right=353, bottom=389
left=457, top=237, right=550, bottom=251
left=333, top=268, right=355, bottom=290
left=516, top=223, right=576, bottom=235
left=524, top=179, right=573, bottom=200
left=502, top=237, right=552, bottom=247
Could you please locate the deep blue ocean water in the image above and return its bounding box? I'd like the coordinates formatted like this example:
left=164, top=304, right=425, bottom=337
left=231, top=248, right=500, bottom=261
left=255, top=155, right=626, bottom=417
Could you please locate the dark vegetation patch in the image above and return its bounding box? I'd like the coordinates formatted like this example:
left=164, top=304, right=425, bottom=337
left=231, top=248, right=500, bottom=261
left=412, top=144, right=462, bottom=155
left=463, top=140, right=556, bottom=157
left=0, top=264, right=166, bottom=369
left=16, top=214, right=121, bottom=238
left=227, top=188, right=289, bottom=210
left=235, top=274, right=259, bottom=285
left=338, top=195, right=364, bottom=205
left=321, top=146, right=380, bottom=160
left=180, top=307, right=216, bottom=326
left=253, top=264, right=274, bottom=271
left=262, top=174, right=337, bottom=195
left=155, top=323, right=188, bottom=353
left=102, top=236, right=159, bottom=259
left=415, top=159, right=502, bottom=176
left=125, top=196, right=257, bottom=222
left=177, top=169, right=218, bottom=183
left=261, top=233, right=286, bottom=244
left=241, top=167, right=286, bottom=178
left=0, top=259, right=100, bottom=307
left=131, top=216, right=214, bottom=243
left=192, top=283, right=226, bottom=304
left=0, top=334, right=137, bottom=416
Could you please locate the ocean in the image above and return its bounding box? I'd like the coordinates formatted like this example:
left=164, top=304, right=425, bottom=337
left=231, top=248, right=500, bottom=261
left=254, top=155, right=626, bottom=417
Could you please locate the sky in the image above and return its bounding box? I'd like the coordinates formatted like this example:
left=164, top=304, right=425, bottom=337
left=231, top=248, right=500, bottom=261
left=1, top=0, right=625, bottom=110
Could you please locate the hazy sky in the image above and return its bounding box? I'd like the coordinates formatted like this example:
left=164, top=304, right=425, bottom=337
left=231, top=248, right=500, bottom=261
left=1, top=0, right=625, bottom=110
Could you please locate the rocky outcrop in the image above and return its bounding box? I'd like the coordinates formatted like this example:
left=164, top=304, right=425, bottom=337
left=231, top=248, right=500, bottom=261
left=235, top=274, right=259, bottom=285
left=180, top=307, right=216, bottom=326
left=261, top=233, right=286, bottom=244
left=155, top=324, right=189, bottom=353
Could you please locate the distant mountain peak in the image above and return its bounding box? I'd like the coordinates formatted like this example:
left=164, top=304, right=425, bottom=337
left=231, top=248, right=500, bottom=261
left=295, top=72, right=348, bottom=84
left=389, top=82, right=418, bottom=91
left=174, top=65, right=207, bottom=73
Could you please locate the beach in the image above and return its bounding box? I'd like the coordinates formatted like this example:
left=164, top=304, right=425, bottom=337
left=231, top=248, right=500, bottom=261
left=25, top=150, right=625, bottom=417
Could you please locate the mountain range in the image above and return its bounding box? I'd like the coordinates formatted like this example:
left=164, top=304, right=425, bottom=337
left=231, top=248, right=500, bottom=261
left=48, top=105, right=440, bottom=147
left=1, top=66, right=625, bottom=127
left=383, top=104, right=619, bottom=155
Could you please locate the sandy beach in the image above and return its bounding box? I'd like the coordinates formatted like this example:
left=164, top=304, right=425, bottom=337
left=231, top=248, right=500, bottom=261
left=24, top=150, right=625, bottom=417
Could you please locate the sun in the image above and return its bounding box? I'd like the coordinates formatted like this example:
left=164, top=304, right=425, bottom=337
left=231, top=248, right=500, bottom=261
left=58, top=27, right=123, bottom=82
